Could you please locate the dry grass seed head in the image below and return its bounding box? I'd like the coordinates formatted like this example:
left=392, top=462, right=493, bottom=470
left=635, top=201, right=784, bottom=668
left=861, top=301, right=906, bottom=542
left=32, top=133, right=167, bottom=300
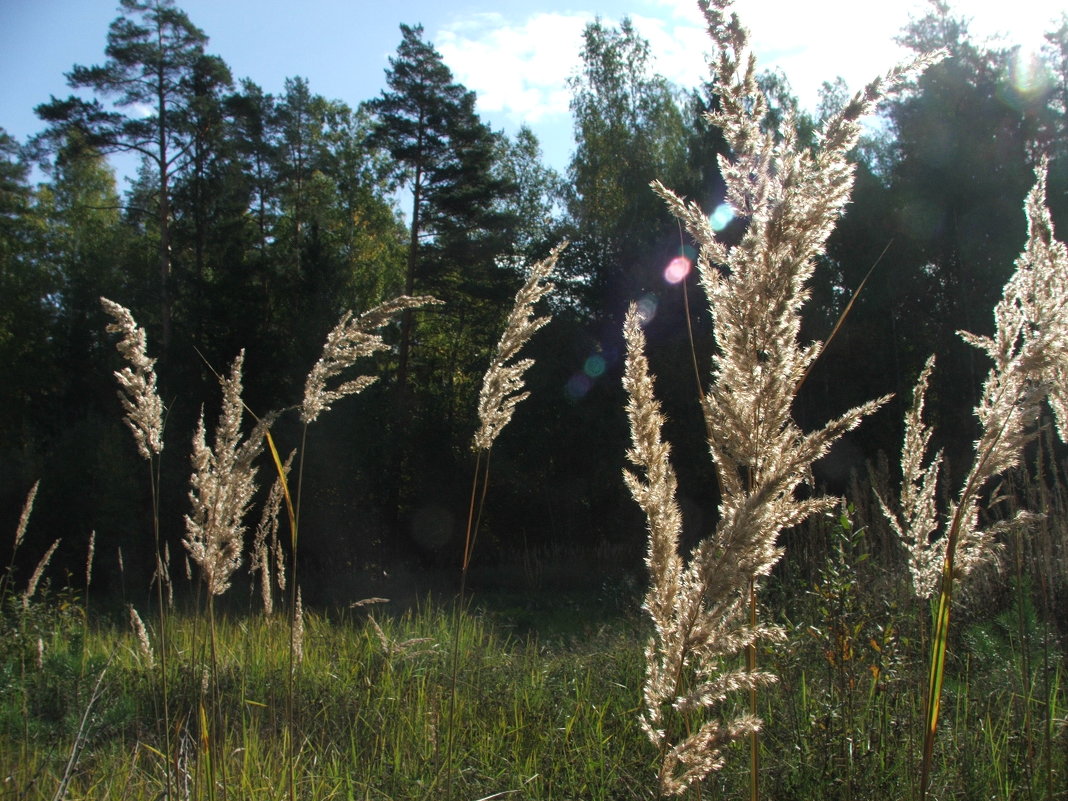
left=252, top=449, right=294, bottom=616
left=292, top=586, right=304, bottom=667
left=184, top=350, right=273, bottom=597
left=953, top=161, right=1068, bottom=577
left=876, top=356, right=944, bottom=598
left=128, top=605, right=155, bottom=667
left=100, top=297, right=164, bottom=460
left=628, top=1, right=938, bottom=794
left=85, top=530, right=96, bottom=590
left=473, top=242, right=566, bottom=451
left=884, top=162, right=1068, bottom=597
left=23, top=538, right=60, bottom=609
left=302, top=295, right=441, bottom=425
left=13, top=480, right=39, bottom=556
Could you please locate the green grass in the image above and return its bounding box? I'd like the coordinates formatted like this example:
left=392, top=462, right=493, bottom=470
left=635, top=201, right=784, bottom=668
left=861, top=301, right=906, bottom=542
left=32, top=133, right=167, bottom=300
left=1, top=597, right=653, bottom=800
left=2, top=574, right=1064, bottom=801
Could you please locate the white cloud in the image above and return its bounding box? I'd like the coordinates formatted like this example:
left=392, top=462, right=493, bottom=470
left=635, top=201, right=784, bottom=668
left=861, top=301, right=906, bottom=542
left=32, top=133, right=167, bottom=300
left=727, top=0, right=1062, bottom=109
left=432, top=0, right=1066, bottom=172
left=437, top=12, right=593, bottom=124
left=436, top=6, right=712, bottom=127
left=433, top=0, right=910, bottom=130
left=626, top=12, right=712, bottom=88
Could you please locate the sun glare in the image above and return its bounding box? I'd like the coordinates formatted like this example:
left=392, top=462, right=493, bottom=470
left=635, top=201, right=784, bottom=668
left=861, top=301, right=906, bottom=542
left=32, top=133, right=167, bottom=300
left=664, top=255, right=692, bottom=284
left=636, top=294, right=658, bottom=326
left=710, top=203, right=735, bottom=232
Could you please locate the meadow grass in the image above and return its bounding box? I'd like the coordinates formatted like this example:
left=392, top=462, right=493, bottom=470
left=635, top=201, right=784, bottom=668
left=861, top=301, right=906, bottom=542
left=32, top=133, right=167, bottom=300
left=6, top=1, right=1068, bottom=798
left=0, top=597, right=651, bottom=800
left=1, top=550, right=1063, bottom=801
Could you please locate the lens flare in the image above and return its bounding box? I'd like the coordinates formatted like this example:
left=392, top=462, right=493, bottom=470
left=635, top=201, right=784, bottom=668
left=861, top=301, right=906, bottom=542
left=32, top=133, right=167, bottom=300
left=1008, top=46, right=1051, bottom=105
left=710, top=203, right=735, bottom=232
left=636, top=294, right=658, bottom=326
left=565, top=372, right=592, bottom=400
left=664, top=255, right=692, bottom=284
left=584, top=354, right=606, bottom=378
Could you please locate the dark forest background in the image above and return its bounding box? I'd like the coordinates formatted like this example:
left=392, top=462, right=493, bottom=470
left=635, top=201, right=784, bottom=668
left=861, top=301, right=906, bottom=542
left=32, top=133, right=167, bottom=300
left=2, top=0, right=1067, bottom=607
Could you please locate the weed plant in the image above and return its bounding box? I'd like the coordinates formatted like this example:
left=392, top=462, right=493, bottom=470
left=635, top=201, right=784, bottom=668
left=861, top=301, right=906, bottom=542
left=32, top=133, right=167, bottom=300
left=4, top=0, right=1068, bottom=799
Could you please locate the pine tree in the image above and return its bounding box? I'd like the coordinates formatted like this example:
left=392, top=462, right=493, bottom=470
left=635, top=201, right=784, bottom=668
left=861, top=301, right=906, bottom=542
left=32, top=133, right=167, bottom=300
left=0, top=130, right=55, bottom=439
left=367, top=24, right=522, bottom=551
left=367, top=23, right=514, bottom=398
left=35, top=0, right=219, bottom=353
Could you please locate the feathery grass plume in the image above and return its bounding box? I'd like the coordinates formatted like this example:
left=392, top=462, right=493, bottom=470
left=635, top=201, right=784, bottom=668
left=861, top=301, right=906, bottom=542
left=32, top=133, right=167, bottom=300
left=14, top=480, right=38, bottom=556
left=184, top=350, right=273, bottom=597
left=952, top=162, right=1068, bottom=544
left=252, top=450, right=294, bottom=616
left=128, top=605, right=155, bottom=668
left=274, top=531, right=286, bottom=592
left=162, top=541, right=174, bottom=609
left=291, top=586, right=304, bottom=668
left=368, top=614, right=435, bottom=659
left=22, top=539, right=60, bottom=609
left=100, top=297, right=164, bottom=460
left=2, top=480, right=39, bottom=602
left=629, top=1, right=937, bottom=794
left=473, top=242, right=565, bottom=451
left=879, top=163, right=1068, bottom=799
left=624, top=307, right=780, bottom=794
left=188, top=352, right=271, bottom=801
left=302, top=295, right=441, bottom=425
left=85, top=530, right=95, bottom=591
left=877, top=356, right=944, bottom=598
left=885, top=162, right=1068, bottom=598
left=100, top=297, right=173, bottom=796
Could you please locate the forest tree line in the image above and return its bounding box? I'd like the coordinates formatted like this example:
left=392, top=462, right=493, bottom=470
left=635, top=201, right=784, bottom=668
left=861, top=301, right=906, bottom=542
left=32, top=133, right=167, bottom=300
left=2, top=0, right=1067, bottom=602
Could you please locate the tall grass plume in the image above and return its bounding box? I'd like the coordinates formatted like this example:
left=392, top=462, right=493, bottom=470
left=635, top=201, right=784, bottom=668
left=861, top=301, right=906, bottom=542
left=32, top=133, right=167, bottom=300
left=879, top=161, right=1068, bottom=799
left=472, top=242, right=565, bottom=452
left=100, top=298, right=164, bottom=460
left=627, top=0, right=938, bottom=793
left=184, top=350, right=273, bottom=598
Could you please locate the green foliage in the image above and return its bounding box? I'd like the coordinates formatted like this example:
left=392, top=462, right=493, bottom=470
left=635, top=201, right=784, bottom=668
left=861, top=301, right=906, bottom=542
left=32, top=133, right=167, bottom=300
left=0, top=581, right=1062, bottom=800
left=566, top=17, right=690, bottom=321
left=0, top=130, right=56, bottom=445
left=34, top=0, right=220, bottom=352
left=766, top=509, right=914, bottom=801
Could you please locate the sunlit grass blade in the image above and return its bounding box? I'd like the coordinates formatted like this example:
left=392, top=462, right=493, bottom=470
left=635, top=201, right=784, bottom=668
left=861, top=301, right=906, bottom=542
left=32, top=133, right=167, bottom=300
left=920, top=564, right=953, bottom=800
left=264, top=429, right=297, bottom=551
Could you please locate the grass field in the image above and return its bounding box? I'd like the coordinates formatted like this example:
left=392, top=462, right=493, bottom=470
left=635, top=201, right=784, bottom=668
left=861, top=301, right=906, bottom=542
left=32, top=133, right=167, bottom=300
left=5, top=2, right=1068, bottom=797
left=3, top=506, right=1064, bottom=800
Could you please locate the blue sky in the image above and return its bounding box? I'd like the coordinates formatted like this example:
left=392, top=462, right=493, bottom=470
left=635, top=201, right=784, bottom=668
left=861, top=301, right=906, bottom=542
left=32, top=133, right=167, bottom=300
left=1, top=0, right=1061, bottom=181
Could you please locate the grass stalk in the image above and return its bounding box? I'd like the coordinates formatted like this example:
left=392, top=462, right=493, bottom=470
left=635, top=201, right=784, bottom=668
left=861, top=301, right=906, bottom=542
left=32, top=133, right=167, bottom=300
left=52, top=665, right=109, bottom=801
left=1013, top=528, right=1037, bottom=801
left=148, top=457, right=174, bottom=801
left=918, top=487, right=968, bottom=801
left=446, top=447, right=493, bottom=800
left=747, top=577, right=758, bottom=801
left=284, top=424, right=306, bottom=801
